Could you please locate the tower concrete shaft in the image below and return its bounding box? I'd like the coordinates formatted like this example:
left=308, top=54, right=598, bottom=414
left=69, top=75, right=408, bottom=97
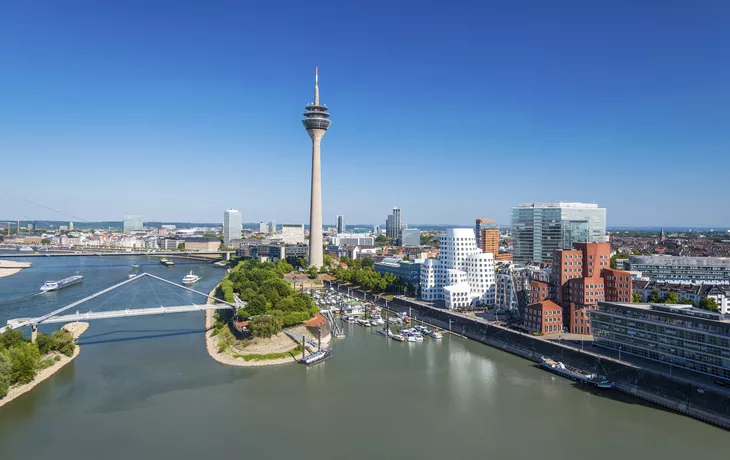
left=308, top=130, right=324, bottom=267
left=302, top=67, right=331, bottom=268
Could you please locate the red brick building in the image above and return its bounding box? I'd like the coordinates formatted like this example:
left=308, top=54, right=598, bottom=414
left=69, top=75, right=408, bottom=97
left=530, top=280, right=551, bottom=304
left=552, top=242, right=632, bottom=334
left=523, top=300, right=564, bottom=334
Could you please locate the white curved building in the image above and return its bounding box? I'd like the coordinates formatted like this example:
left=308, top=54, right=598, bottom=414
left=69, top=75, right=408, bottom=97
left=420, top=228, right=495, bottom=309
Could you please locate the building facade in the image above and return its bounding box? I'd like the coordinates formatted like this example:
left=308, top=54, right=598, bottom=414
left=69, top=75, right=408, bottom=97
left=591, top=302, right=730, bottom=382
left=524, top=300, right=564, bottom=334
left=510, top=202, right=607, bottom=264
left=281, top=224, right=305, bottom=244
left=552, top=242, right=632, bottom=334
left=386, top=207, right=402, bottom=242
left=223, top=209, right=242, bottom=247
left=420, top=228, right=495, bottom=309
left=123, top=215, right=143, bottom=233
left=400, top=228, right=421, bottom=247
left=374, top=258, right=422, bottom=287
left=627, top=255, right=730, bottom=285
left=336, top=215, right=345, bottom=234
left=183, top=237, right=220, bottom=252
left=330, top=234, right=374, bottom=246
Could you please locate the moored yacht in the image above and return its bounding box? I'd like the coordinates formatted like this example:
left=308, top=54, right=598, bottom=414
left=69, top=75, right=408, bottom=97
left=182, top=271, right=201, bottom=285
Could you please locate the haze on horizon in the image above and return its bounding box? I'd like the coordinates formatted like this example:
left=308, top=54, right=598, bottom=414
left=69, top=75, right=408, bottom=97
left=1, top=1, right=728, bottom=228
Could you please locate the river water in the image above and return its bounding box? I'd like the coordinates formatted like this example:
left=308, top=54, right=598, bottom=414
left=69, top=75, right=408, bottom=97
left=0, top=255, right=725, bottom=458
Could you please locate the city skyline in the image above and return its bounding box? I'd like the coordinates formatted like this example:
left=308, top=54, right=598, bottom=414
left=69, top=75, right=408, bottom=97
left=2, top=2, right=730, bottom=226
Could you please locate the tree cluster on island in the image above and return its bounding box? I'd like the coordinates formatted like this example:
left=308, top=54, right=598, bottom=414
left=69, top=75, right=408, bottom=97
left=0, top=328, right=76, bottom=399
left=217, top=259, right=319, bottom=339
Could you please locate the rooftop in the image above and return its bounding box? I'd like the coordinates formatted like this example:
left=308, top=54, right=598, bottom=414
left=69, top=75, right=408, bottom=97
left=515, top=202, right=600, bottom=209
left=602, top=301, right=729, bottom=323
left=629, top=255, right=730, bottom=267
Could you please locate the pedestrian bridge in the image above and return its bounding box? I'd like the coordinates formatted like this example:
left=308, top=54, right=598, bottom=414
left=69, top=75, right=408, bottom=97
left=1, top=272, right=237, bottom=338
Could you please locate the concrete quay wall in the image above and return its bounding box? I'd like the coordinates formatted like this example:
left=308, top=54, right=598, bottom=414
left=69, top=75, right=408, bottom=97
left=329, top=282, right=730, bottom=430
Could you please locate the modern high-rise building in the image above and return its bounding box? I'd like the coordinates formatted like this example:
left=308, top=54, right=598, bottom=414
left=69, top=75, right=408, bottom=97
left=123, top=215, right=143, bottom=233
left=386, top=207, right=402, bottom=242
left=258, top=222, right=268, bottom=234
left=510, top=202, right=607, bottom=264
left=400, top=228, right=421, bottom=247
left=420, top=228, right=496, bottom=309
left=302, top=67, right=331, bottom=267
left=223, top=209, right=242, bottom=246
left=268, top=220, right=277, bottom=234
left=336, top=215, right=345, bottom=234
left=69, top=221, right=74, bottom=231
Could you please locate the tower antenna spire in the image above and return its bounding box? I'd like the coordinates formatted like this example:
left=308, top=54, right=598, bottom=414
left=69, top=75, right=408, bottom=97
left=314, top=67, right=319, bottom=106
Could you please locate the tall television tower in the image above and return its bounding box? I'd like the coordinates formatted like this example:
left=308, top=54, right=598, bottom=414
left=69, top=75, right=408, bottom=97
left=302, top=67, right=331, bottom=268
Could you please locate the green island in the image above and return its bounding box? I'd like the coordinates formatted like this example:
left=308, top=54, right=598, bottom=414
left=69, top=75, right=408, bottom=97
left=207, top=259, right=322, bottom=365
left=0, top=327, right=77, bottom=401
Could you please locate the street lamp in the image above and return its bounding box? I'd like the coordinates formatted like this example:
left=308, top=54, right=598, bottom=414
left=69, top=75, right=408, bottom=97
left=618, top=346, right=623, bottom=361
left=669, top=348, right=675, bottom=376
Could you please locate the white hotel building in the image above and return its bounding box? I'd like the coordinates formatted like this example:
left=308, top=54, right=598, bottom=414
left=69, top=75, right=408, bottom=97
left=420, top=228, right=495, bottom=309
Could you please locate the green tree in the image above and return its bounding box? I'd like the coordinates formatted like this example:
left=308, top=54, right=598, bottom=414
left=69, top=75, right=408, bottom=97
left=247, top=295, right=269, bottom=316
left=699, top=297, right=720, bottom=313
left=1, top=328, right=24, bottom=351
left=679, top=299, right=696, bottom=305
left=41, top=238, right=51, bottom=245
left=632, top=292, right=642, bottom=303
left=308, top=266, right=318, bottom=279
left=647, top=290, right=662, bottom=303
left=0, top=351, right=11, bottom=398
left=361, top=256, right=374, bottom=269
left=663, top=292, right=679, bottom=304
left=8, top=341, right=40, bottom=385
left=322, top=254, right=334, bottom=267
left=248, top=314, right=283, bottom=338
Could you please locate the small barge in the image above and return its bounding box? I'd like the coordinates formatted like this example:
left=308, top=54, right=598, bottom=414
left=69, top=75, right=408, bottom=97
left=540, top=356, right=614, bottom=389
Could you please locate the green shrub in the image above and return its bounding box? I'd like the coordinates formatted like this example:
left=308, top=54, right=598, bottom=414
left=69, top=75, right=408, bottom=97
left=0, top=351, right=11, bottom=398
left=8, top=341, right=40, bottom=385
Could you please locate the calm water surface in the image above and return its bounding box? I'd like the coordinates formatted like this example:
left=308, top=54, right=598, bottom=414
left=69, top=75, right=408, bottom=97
left=0, top=255, right=725, bottom=459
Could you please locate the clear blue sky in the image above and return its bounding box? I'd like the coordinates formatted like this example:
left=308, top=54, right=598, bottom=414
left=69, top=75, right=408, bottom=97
left=1, top=1, right=729, bottom=227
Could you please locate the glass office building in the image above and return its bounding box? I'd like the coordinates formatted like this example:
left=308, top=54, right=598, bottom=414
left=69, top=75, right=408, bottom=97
left=510, top=202, right=606, bottom=264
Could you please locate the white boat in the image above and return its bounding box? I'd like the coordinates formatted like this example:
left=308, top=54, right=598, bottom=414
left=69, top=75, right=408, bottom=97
left=370, top=314, right=385, bottom=326
left=18, top=246, right=33, bottom=252
left=343, top=315, right=358, bottom=324
left=404, top=333, right=417, bottom=342
left=427, top=330, right=443, bottom=339
left=413, top=332, right=424, bottom=341
left=376, top=328, right=389, bottom=337
left=388, top=331, right=405, bottom=342
left=130, top=264, right=140, bottom=268
left=356, top=318, right=372, bottom=327
left=40, top=275, right=84, bottom=292
left=182, top=271, right=201, bottom=285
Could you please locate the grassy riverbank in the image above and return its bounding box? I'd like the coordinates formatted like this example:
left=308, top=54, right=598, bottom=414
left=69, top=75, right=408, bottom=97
left=0, top=322, right=89, bottom=409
